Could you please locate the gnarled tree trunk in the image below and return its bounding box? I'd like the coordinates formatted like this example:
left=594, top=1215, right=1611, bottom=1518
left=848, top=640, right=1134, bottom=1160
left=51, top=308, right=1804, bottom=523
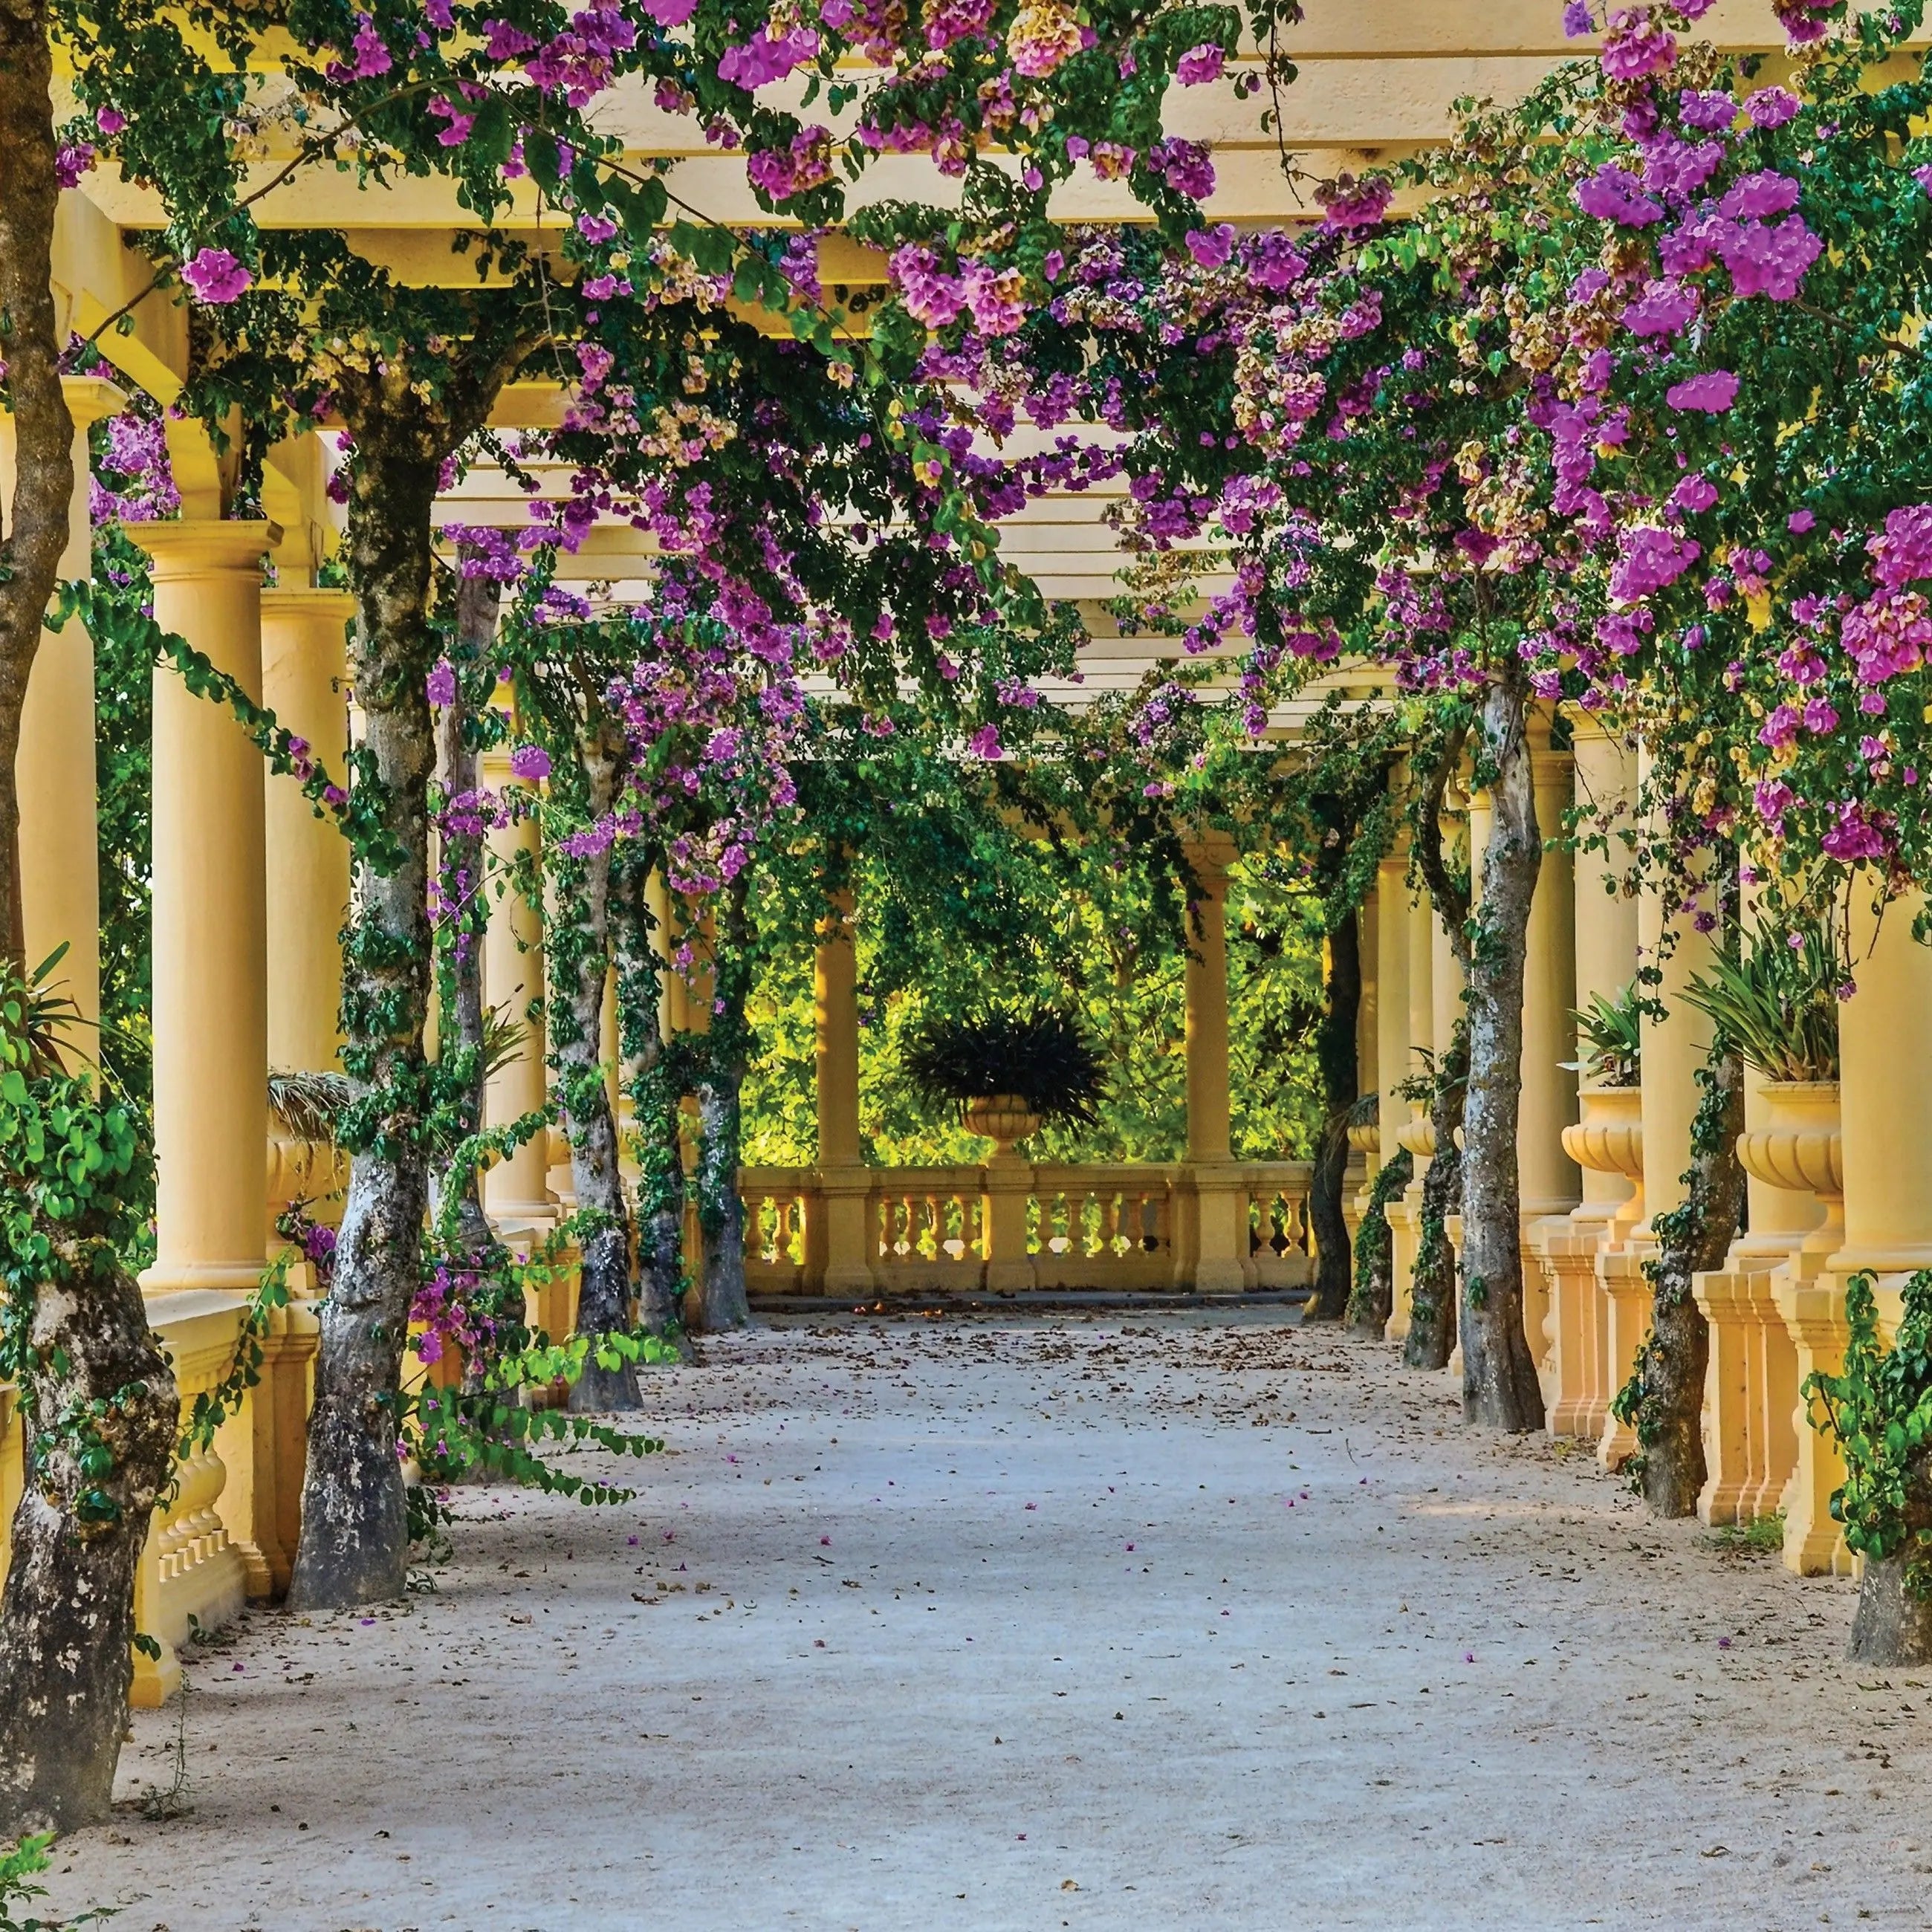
left=1457, top=672, right=1546, bottom=1432
left=434, top=560, right=500, bottom=1268
left=1348, top=1147, right=1411, bottom=1337
left=610, top=849, right=688, bottom=1343
left=553, top=716, right=641, bottom=1413
left=0, top=3, right=175, bottom=1835
left=0, top=1245, right=178, bottom=1835
left=690, top=878, right=751, bottom=1334
left=291, top=351, right=520, bottom=1612
left=1404, top=1026, right=1465, bottom=1372
left=1624, top=1048, right=1744, bottom=1517
left=1304, top=908, right=1361, bottom=1321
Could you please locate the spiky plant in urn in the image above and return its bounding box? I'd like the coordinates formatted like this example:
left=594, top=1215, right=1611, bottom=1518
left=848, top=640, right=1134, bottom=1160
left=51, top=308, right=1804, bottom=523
left=904, top=1009, right=1106, bottom=1158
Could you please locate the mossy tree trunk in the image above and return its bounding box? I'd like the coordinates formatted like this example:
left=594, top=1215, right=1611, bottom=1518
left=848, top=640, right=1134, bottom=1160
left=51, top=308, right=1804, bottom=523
left=1621, top=1048, right=1745, bottom=1517
left=290, top=352, right=521, bottom=1612
left=550, top=714, right=642, bottom=1413
left=1456, top=670, right=1546, bottom=1431
left=1305, top=908, right=1361, bottom=1321
left=0, top=8, right=179, bottom=1834
left=0, top=1242, right=178, bottom=1835
left=435, top=560, right=499, bottom=1265
left=1348, top=1148, right=1411, bottom=1337
left=610, top=849, right=689, bottom=1343
left=1404, top=1027, right=1466, bottom=1372
left=690, top=877, right=751, bottom=1334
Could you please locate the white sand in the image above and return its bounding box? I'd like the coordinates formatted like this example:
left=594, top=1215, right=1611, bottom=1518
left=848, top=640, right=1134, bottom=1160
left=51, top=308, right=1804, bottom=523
left=36, top=1308, right=1932, bottom=1930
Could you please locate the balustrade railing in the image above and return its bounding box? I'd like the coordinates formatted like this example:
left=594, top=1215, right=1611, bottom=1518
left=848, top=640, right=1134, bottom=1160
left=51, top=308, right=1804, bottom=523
left=737, top=1158, right=1314, bottom=1296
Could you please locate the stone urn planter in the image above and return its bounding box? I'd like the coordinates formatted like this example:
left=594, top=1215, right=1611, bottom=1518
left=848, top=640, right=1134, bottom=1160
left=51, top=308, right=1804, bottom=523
left=1735, top=1079, right=1844, bottom=1263
left=962, top=1094, right=1043, bottom=1160
left=1395, top=1100, right=1436, bottom=1161
left=1561, top=1083, right=1644, bottom=1236
left=1346, top=1119, right=1382, bottom=1156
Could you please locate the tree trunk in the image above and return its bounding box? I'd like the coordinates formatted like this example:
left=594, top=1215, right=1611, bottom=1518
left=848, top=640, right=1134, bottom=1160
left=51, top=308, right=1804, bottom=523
left=1348, top=1147, right=1411, bottom=1336
left=1849, top=1526, right=1932, bottom=1665
left=610, top=852, right=688, bottom=1344
left=1304, top=909, right=1361, bottom=1320
left=1457, top=673, right=1546, bottom=1432
left=552, top=718, right=641, bottom=1413
left=690, top=881, right=751, bottom=1334
left=1404, top=1027, right=1465, bottom=1372
left=0, top=1246, right=178, bottom=1836
left=1621, top=1049, right=1745, bottom=1516
left=434, top=561, right=499, bottom=1266
left=0, top=4, right=169, bottom=1836
left=291, top=354, right=519, bottom=1611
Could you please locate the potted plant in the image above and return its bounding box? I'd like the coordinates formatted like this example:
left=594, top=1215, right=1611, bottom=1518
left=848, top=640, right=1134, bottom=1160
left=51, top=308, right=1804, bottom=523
left=1684, top=917, right=1842, bottom=1259
left=1561, top=983, right=1646, bottom=1231
left=903, top=1007, right=1105, bottom=1157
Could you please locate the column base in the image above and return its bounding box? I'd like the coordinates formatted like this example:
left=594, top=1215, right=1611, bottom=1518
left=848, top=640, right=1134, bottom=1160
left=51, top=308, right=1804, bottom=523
left=140, top=1260, right=272, bottom=1295
left=1193, top=1259, right=1248, bottom=1297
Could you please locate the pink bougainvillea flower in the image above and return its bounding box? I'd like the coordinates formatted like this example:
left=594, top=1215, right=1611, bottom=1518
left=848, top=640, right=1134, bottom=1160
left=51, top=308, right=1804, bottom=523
left=1745, top=85, right=1800, bottom=126
left=1575, top=163, right=1664, bottom=227
left=180, top=247, right=253, bottom=304
left=1610, top=527, right=1702, bottom=601
left=1665, top=369, right=1740, bottom=412
left=1005, top=0, right=1084, bottom=77
left=1184, top=224, right=1235, bottom=269
left=1867, top=505, right=1932, bottom=590
left=1317, top=173, right=1393, bottom=230
left=1176, top=42, right=1224, bottom=84
left=1598, top=7, right=1676, bottom=82
left=1621, top=279, right=1698, bottom=338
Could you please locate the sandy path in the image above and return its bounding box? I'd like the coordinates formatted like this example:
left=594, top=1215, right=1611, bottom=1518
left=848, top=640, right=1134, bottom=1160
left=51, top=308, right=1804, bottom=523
left=35, top=1309, right=1932, bottom=1931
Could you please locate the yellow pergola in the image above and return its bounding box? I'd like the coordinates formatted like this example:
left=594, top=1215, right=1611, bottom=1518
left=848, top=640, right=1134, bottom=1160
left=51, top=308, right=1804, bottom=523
left=5, top=0, right=1915, bottom=1699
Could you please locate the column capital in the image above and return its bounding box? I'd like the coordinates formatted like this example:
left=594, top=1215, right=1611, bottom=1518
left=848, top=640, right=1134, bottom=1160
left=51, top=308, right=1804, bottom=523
left=128, top=518, right=282, bottom=579
left=60, top=373, right=128, bottom=429
left=262, top=585, right=357, bottom=623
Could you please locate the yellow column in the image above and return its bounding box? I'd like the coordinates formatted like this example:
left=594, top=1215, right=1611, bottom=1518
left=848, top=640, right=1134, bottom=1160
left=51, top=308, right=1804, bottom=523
left=251, top=587, right=354, bottom=1594
left=481, top=745, right=553, bottom=1227
left=262, top=589, right=354, bottom=1073
left=8, top=376, right=123, bottom=1046
left=133, top=521, right=276, bottom=1294
left=1537, top=713, right=1638, bottom=1439
left=1373, top=852, right=1410, bottom=1196
left=1184, top=834, right=1245, bottom=1294
left=814, top=889, right=875, bottom=1294
left=1779, top=886, right=1932, bottom=1575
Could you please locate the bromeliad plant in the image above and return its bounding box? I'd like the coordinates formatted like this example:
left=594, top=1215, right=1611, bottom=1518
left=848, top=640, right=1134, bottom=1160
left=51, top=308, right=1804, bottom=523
left=1681, top=915, right=1841, bottom=1084
left=904, top=1007, right=1106, bottom=1129
left=1568, top=985, right=1642, bottom=1089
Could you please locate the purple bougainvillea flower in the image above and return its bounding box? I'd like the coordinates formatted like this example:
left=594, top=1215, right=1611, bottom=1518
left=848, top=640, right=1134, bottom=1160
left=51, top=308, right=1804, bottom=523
left=1184, top=224, right=1235, bottom=268
left=1176, top=42, right=1224, bottom=83
left=1666, top=369, right=1740, bottom=412
left=1789, top=509, right=1816, bottom=534
left=1562, top=0, right=1593, bottom=35
left=1621, top=279, right=1698, bottom=339
left=508, top=743, right=551, bottom=782
left=1610, top=527, right=1702, bottom=601
left=180, top=247, right=253, bottom=305
left=1575, top=164, right=1664, bottom=227
left=1745, top=86, right=1800, bottom=127
left=425, top=660, right=456, bottom=707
